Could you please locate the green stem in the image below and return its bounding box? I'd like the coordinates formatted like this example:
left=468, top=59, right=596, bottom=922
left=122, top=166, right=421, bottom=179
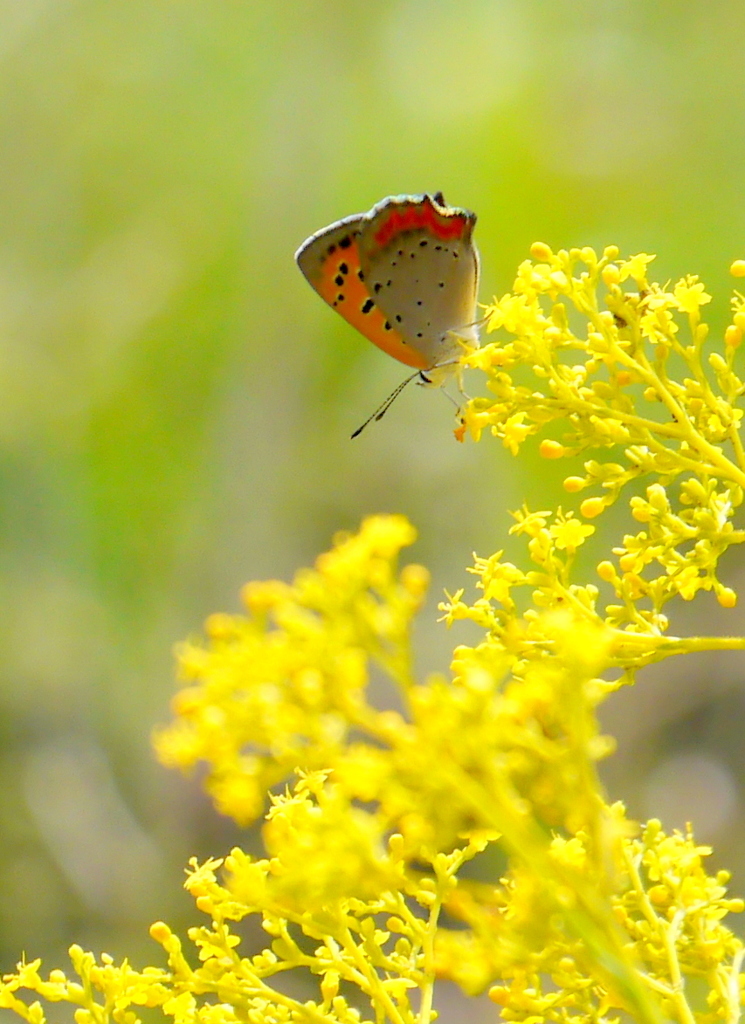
left=726, top=946, right=745, bottom=1024
left=338, top=925, right=408, bottom=1024
left=418, top=897, right=442, bottom=1024
left=628, top=348, right=745, bottom=489
left=623, top=848, right=697, bottom=1024
left=664, top=910, right=698, bottom=1024
left=444, top=765, right=664, bottom=1024
left=610, top=634, right=745, bottom=667
left=729, top=423, right=745, bottom=474
left=580, top=310, right=745, bottom=488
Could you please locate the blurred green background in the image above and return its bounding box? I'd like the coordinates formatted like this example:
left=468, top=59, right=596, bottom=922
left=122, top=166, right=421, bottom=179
left=1, top=0, right=745, bottom=1007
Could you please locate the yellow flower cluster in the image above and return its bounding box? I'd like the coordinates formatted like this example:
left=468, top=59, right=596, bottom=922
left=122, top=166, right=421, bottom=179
left=486, top=817, right=744, bottom=1024
left=1, top=249, right=744, bottom=1024
left=454, top=245, right=745, bottom=677
left=154, top=515, right=428, bottom=825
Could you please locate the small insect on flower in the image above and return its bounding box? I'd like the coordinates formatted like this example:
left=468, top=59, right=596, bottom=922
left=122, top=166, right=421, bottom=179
left=295, top=193, right=481, bottom=436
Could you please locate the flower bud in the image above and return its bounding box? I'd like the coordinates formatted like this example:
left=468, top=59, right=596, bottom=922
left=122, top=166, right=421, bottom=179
left=725, top=324, right=742, bottom=348
left=580, top=497, right=605, bottom=519
left=709, top=352, right=727, bottom=372
left=596, top=561, right=616, bottom=582
left=530, top=241, right=553, bottom=261
left=540, top=439, right=566, bottom=459
left=563, top=476, right=586, bottom=492
left=150, top=921, right=173, bottom=944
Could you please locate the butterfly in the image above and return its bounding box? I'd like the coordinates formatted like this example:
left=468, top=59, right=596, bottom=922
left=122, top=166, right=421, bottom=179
left=295, top=192, right=479, bottom=436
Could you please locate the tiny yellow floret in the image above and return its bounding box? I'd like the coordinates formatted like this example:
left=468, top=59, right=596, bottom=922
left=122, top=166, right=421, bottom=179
left=730, top=259, right=745, bottom=277
left=502, top=412, right=532, bottom=455
left=673, top=276, right=711, bottom=313
left=622, top=252, right=656, bottom=284
left=321, top=971, right=340, bottom=1003
left=550, top=517, right=594, bottom=552
left=717, top=587, right=737, bottom=608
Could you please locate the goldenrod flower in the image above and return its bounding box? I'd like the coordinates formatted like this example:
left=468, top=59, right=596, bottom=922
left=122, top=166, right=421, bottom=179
left=549, top=513, right=594, bottom=552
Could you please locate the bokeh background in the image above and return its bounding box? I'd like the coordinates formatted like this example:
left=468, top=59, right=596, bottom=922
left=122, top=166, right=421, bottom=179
left=1, top=0, right=745, bottom=1012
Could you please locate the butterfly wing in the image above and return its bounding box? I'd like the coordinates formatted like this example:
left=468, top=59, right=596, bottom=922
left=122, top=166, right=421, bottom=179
left=357, top=194, right=480, bottom=368
left=295, top=213, right=431, bottom=370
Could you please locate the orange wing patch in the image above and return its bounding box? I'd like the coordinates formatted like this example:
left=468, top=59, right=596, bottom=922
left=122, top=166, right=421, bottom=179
left=315, top=238, right=429, bottom=370
left=372, top=195, right=472, bottom=249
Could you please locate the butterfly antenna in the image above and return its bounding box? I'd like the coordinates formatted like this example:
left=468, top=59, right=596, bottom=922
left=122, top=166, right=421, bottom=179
left=464, top=311, right=489, bottom=330
left=351, top=370, right=421, bottom=438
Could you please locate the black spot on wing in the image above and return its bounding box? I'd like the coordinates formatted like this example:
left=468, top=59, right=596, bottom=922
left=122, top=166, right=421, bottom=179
left=361, top=299, right=374, bottom=314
